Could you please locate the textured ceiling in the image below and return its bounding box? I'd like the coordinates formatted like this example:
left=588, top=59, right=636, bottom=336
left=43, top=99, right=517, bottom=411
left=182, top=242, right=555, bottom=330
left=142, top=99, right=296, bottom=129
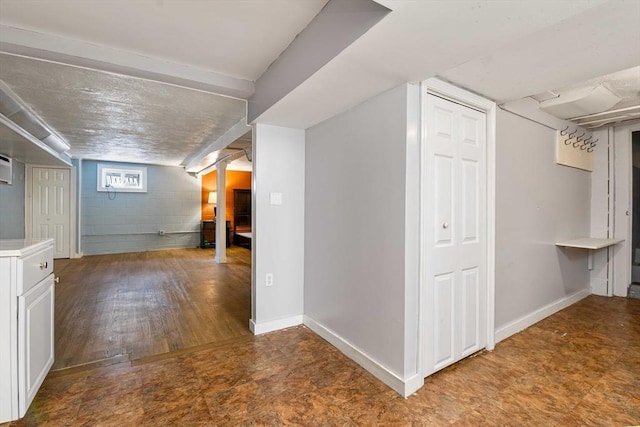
left=0, top=0, right=638, bottom=167
left=0, top=53, right=246, bottom=166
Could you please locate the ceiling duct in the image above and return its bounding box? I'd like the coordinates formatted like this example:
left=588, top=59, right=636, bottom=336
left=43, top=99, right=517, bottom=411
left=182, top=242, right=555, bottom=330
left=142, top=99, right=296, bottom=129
left=0, top=80, right=70, bottom=154
left=539, top=84, right=621, bottom=120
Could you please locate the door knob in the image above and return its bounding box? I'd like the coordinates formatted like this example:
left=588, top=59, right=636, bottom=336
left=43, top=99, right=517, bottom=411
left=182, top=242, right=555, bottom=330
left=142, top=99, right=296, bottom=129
left=39, top=262, right=48, bottom=269
left=443, top=222, right=449, bottom=229
left=54, top=277, right=60, bottom=284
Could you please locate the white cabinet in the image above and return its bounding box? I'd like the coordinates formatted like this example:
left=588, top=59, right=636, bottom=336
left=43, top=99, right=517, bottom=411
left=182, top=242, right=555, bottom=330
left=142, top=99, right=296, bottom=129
left=0, top=239, right=55, bottom=423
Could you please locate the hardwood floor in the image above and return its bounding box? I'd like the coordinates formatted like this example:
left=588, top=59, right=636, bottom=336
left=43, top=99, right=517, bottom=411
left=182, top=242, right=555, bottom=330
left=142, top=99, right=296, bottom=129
left=5, top=295, right=639, bottom=426
left=52, top=247, right=252, bottom=370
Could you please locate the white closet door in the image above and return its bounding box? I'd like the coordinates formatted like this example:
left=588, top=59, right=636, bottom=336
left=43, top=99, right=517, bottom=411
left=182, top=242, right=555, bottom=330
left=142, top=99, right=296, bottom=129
left=424, top=94, right=487, bottom=376
left=32, top=168, right=70, bottom=259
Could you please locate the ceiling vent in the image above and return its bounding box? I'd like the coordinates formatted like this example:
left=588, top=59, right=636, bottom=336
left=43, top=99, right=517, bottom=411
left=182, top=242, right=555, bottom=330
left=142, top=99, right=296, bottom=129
left=539, top=84, right=621, bottom=120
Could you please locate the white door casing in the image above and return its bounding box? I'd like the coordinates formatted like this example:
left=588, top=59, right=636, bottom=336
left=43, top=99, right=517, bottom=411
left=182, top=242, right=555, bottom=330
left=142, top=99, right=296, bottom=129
left=612, top=124, right=640, bottom=296
left=31, top=168, right=70, bottom=258
left=422, top=88, right=493, bottom=376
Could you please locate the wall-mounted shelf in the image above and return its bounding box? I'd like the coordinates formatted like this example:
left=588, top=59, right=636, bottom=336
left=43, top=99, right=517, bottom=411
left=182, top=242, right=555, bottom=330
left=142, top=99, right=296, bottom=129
left=556, top=238, right=624, bottom=270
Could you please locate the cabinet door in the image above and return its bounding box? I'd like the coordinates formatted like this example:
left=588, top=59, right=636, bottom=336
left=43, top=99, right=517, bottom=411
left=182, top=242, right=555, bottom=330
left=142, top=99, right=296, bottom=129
left=18, top=274, right=54, bottom=417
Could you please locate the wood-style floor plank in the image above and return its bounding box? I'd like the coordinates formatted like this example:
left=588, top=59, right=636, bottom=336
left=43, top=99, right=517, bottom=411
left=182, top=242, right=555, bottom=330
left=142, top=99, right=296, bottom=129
left=8, top=295, right=640, bottom=426
left=52, top=247, right=251, bottom=370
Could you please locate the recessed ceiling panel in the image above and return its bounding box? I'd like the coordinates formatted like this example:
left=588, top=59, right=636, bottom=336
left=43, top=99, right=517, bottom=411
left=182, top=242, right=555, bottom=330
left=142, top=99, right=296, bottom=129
left=0, top=53, right=246, bottom=165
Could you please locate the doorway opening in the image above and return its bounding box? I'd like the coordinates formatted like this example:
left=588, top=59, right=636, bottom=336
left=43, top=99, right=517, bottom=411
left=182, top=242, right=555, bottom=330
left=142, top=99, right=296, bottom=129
left=52, top=143, right=254, bottom=371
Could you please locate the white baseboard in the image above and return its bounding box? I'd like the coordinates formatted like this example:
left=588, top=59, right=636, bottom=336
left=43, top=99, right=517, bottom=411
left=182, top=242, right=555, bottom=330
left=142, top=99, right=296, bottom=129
left=249, top=315, right=303, bottom=335
left=402, top=373, right=424, bottom=398
left=71, top=252, right=83, bottom=259
left=303, top=315, right=421, bottom=397
left=494, top=288, right=591, bottom=343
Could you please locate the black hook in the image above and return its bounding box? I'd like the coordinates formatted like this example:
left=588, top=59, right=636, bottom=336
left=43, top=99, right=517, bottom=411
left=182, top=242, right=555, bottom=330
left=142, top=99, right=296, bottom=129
left=575, top=133, right=586, bottom=142
left=568, top=129, right=578, bottom=138
left=560, top=126, right=569, bottom=136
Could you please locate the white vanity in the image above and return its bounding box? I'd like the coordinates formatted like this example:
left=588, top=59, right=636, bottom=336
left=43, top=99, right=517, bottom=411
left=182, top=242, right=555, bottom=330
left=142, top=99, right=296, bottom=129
left=0, top=238, right=55, bottom=423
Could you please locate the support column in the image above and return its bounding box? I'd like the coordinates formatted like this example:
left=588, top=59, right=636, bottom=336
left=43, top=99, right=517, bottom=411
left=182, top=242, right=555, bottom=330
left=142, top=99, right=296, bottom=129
left=215, top=161, right=227, bottom=264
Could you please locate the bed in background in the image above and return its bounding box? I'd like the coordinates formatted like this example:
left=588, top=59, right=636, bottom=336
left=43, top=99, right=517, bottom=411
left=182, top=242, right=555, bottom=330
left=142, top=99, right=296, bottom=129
left=233, top=189, right=251, bottom=249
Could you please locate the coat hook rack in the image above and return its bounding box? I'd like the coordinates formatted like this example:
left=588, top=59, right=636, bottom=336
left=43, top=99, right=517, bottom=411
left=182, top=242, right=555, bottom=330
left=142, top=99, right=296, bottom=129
left=556, top=126, right=594, bottom=171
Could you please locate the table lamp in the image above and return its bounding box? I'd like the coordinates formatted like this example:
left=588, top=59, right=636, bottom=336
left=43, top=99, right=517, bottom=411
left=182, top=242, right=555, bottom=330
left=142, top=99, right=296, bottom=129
left=208, top=191, right=217, bottom=220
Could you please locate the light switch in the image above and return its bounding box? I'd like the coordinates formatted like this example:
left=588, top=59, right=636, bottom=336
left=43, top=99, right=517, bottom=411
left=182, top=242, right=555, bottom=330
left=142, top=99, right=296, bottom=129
left=269, top=192, right=283, bottom=205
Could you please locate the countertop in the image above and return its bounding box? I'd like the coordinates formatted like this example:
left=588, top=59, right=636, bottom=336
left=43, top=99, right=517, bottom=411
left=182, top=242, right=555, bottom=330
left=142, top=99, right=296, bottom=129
left=0, top=238, right=54, bottom=257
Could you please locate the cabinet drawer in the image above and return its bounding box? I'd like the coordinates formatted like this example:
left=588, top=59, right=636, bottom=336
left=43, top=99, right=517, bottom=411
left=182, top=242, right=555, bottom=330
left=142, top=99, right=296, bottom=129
left=18, top=246, right=53, bottom=294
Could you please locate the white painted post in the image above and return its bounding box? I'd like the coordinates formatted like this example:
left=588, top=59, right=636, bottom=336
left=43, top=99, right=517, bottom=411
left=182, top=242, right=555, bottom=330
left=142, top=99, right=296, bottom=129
left=215, top=161, right=227, bottom=264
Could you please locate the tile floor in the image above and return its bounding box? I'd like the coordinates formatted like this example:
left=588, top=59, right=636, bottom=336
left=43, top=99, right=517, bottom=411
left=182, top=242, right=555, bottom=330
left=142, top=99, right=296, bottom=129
left=5, top=295, right=640, bottom=426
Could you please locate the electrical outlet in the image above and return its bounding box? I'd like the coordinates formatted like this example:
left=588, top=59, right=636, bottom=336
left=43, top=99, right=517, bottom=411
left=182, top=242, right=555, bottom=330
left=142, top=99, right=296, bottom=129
left=266, top=273, right=274, bottom=287
left=158, top=230, right=165, bottom=236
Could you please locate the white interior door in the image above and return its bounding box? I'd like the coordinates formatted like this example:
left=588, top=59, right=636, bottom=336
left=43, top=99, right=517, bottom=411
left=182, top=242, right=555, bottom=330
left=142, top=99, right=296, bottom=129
left=32, top=168, right=70, bottom=259
left=423, top=94, right=487, bottom=376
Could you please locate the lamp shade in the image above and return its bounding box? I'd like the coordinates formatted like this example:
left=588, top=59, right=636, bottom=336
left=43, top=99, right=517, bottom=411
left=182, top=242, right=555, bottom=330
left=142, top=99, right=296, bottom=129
left=208, top=191, right=217, bottom=204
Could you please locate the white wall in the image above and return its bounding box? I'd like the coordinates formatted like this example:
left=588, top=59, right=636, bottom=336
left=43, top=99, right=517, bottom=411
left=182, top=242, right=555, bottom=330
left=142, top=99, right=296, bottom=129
left=304, top=84, right=420, bottom=393
left=494, top=109, right=591, bottom=333
left=251, top=124, right=305, bottom=332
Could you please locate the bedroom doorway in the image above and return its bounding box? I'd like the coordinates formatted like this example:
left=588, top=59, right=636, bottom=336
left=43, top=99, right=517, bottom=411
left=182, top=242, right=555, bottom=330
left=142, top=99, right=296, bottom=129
left=233, top=189, right=252, bottom=248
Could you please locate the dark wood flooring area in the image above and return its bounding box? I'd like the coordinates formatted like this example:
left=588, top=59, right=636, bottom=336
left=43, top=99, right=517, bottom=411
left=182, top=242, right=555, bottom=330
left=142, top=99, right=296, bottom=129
left=6, top=295, right=639, bottom=426
left=52, top=247, right=252, bottom=370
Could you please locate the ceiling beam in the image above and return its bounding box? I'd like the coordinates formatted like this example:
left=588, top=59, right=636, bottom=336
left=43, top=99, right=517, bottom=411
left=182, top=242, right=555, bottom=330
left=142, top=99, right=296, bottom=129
left=0, top=25, right=255, bottom=100
left=0, top=113, right=72, bottom=167
left=247, top=0, right=390, bottom=124
left=183, top=118, right=251, bottom=172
